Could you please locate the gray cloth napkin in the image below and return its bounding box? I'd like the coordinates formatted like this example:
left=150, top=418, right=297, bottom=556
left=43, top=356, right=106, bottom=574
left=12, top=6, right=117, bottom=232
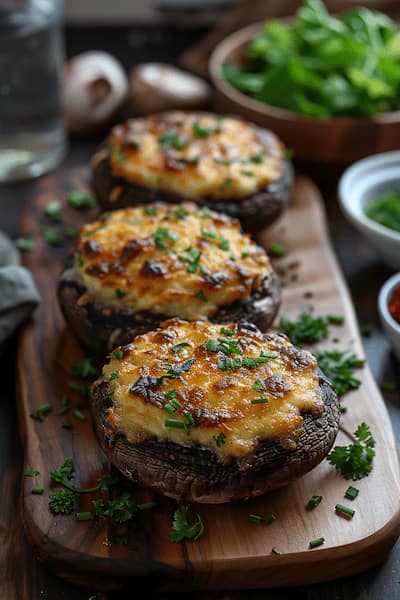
left=0, top=232, right=40, bottom=352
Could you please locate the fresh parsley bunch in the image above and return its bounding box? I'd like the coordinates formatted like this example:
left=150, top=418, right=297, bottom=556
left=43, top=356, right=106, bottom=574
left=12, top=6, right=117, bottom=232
left=223, top=0, right=400, bottom=117
left=327, top=422, right=376, bottom=480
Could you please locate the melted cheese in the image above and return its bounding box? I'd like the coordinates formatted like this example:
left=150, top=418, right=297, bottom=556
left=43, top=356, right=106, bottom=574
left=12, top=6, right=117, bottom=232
left=72, top=202, right=272, bottom=319
left=96, top=111, right=285, bottom=200
left=102, top=319, right=323, bottom=458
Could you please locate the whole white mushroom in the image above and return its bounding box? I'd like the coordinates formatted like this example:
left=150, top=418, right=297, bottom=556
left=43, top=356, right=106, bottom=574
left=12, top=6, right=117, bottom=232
left=64, top=50, right=128, bottom=135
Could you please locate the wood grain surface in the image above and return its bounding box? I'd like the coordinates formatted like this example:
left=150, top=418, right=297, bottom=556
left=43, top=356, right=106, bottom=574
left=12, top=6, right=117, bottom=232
left=15, top=173, right=400, bottom=592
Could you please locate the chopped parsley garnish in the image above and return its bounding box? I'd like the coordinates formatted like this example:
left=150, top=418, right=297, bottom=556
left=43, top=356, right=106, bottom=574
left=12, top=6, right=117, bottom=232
left=218, top=357, right=243, bottom=371
left=335, top=504, right=355, bottom=520
left=30, top=403, right=52, bottom=421
left=171, top=207, right=189, bottom=219
left=154, top=227, right=178, bottom=249
left=15, top=237, right=35, bottom=251
left=111, top=350, right=124, bottom=360
left=115, top=288, right=125, bottom=298
left=169, top=505, right=204, bottom=543
left=327, top=422, right=375, bottom=480
left=24, top=469, right=40, bottom=477
left=195, top=289, right=208, bottom=302
left=193, top=121, right=212, bottom=138
left=68, top=190, right=95, bottom=209
left=109, top=371, right=119, bottom=380
left=72, top=357, right=99, bottom=379
left=268, top=243, right=286, bottom=257
left=179, top=247, right=202, bottom=273
left=251, top=397, right=269, bottom=404
left=156, top=359, right=196, bottom=385
left=204, top=337, right=242, bottom=356
left=252, top=378, right=266, bottom=391
left=213, top=432, right=227, bottom=447
left=49, top=489, right=75, bottom=515
left=345, top=486, right=359, bottom=500
left=45, top=200, right=62, bottom=221
left=279, top=312, right=329, bottom=345
left=172, top=342, right=191, bottom=354
left=159, top=130, right=186, bottom=150
left=32, top=487, right=44, bottom=495
left=309, top=537, right=325, bottom=549
left=314, top=350, right=365, bottom=395
left=42, top=226, right=63, bottom=246
left=307, top=495, right=323, bottom=509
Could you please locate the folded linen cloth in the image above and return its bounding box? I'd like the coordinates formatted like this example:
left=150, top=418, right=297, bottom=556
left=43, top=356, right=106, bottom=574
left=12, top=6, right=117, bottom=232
left=0, top=232, right=40, bottom=353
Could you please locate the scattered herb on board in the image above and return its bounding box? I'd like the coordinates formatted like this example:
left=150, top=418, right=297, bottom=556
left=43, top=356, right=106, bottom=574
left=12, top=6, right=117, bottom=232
left=222, top=0, right=400, bottom=118
left=314, top=350, right=365, bottom=395
left=345, top=485, right=359, bottom=500
left=72, top=357, right=99, bottom=379
left=68, top=190, right=95, bottom=209
left=169, top=505, right=204, bottom=542
left=335, top=504, right=355, bottom=520
left=365, top=191, right=400, bottom=233
left=44, top=201, right=62, bottom=221
left=30, top=403, right=52, bottom=421
left=58, top=394, right=70, bottom=415
left=279, top=312, right=345, bottom=345
left=309, top=537, right=325, bottom=549
left=68, top=381, right=91, bottom=399
left=41, top=226, right=63, bottom=246
left=248, top=514, right=276, bottom=525
left=268, top=243, right=286, bottom=258
left=15, top=237, right=35, bottom=251
left=307, top=495, right=323, bottom=509
left=327, top=422, right=375, bottom=480
left=24, top=469, right=40, bottom=477
left=49, top=489, right=76, bottom=515
left=360, top=322, right=373, bottom=337
left=32, top=486, right=44, bottom=495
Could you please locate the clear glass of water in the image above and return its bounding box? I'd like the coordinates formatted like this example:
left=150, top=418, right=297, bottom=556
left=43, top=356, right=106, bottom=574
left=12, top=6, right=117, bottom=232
left=0, top=0, right=66, bottom=183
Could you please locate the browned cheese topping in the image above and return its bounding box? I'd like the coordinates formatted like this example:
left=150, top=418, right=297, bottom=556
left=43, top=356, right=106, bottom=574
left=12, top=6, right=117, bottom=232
left=93, top=111, right=285, bottom=201
left=102, top=319, right=323, bottom=457
left=71, top=202, right=272, bottom=319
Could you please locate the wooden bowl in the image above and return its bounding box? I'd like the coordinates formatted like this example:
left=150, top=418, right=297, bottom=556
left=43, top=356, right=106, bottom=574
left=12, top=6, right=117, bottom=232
left=209, top=22, right=400, bottom=165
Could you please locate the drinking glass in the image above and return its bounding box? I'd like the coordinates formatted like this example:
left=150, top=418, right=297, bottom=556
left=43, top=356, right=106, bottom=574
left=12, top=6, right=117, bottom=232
left=0, top=0, right=66, bottom=182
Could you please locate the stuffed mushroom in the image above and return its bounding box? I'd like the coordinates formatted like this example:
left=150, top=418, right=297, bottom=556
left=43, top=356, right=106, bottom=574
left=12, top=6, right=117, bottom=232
left=91, top=319, right=340, bottom=503
left=58, top=202, right=281, bottom=351
left=91, top=111, right=292, bottom=232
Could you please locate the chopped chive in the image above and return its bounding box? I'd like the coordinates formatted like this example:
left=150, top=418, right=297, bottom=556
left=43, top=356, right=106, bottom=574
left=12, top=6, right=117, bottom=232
left=109, top=371, right=119, bottom=380
left=73, top=409, right=87, bottom=422
left=252, top=378, right=265, bottom=392
left=223, top=178, right=233, bottom=188
left=309, top=537, right=325, bottom=549
left=41, top=226, right=63, bottom=246
left=76, top=511, right=93, bottom=521
left=32, top=486, right=44, bottom=495
left=271, top=548, right=281, bottom=555
left=172, top=342, right=191, bottom=354
left=172, top=207, right=189, bottom=219
left=193, top=121, right=212, bottom=138
left=137, top=501, right=157, bottom=511
left=229, top=253, right=236, bottom=260
left=335, top=504, right=355, bottom=519
left=165, top=418, right=185, bottom=429
left=68, top=190, right=95, bottom=209
left=15, top=237, right=35, bottom=251
left=165, top=398, right=181, bottom=414
left=345, top=486, right=359, bottom=500
left=268, top=243, right=286, bottom=257
left=381, top=381, right=396, bottom=392
left=61, top=421, right=73, bottom=429
left=220, top=327, right=234, bottom=336
left=24, top=470, right=40, bottom=477
left=360, top=323, right=373, bottom=337
left=58, top=394, right=70, bottom=415
left=339, top=405, right=347, bottom=414
left=220, top=238, right=230, bottom=250
left=30, top=403, right=52, bottom=421
left=241, top=250, right=249, bottom=258
left=327, top=315, right=345, bottom=325
left=158, top=130, right=186, bottom=150
left=145, top=207, right=157, bottom=216
left=264, top=514, right=276, bottom=525
left=284, top=148, right=294, bottom=160
left=111, top=350, right=124, bottom=360
left=251, top=397, right=269, bottom=404
left=115, top=288, right=125, bottom=298
left=307, top=495, right=323, bottom=509
left=44, top=200, right=62, bottom=221
left=248, top=514, right=263, bottom=524
left=213, top=432, right=227, bottom=447
left=68, top=382, right=91, bottom=399
left=195, top=289, right=208, bottom=302
left=72, top=357, right=99, bottom=379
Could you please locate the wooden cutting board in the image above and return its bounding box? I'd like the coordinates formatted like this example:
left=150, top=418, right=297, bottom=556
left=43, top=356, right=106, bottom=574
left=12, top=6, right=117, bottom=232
left=16, top=172, right=400, bottom=592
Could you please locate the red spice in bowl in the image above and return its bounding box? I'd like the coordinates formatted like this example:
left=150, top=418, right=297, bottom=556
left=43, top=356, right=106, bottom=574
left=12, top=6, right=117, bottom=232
left=389, top=285, right=400, bottom=324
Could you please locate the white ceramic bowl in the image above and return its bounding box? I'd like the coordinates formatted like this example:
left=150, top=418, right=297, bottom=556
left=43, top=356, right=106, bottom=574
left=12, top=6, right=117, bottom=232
left=378, top=272, right=400, bottom=361
left=338, top=151, right=400, bottom=270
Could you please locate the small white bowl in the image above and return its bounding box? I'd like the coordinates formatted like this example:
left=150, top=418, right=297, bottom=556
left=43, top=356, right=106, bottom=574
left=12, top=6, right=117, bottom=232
left=338, top=150, right=400, bottom=270
left=378, top=272, right=400, bottom=361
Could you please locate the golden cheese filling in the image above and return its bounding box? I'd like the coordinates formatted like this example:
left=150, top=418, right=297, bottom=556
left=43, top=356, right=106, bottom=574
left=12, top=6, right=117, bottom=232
left=102, top=319, right=323, bottom=457
left=72, top=202, right=272, bottom=319
left=95, top=111, right=285, bottom=201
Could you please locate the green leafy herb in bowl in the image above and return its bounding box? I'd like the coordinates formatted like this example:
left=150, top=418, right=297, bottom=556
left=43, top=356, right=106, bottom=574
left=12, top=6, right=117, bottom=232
left=222, top=0, right=400, bottom=119
left=365, top=191, right=400, bottom=232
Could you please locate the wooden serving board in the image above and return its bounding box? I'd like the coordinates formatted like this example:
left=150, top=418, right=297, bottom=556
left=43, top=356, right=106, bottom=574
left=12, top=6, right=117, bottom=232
left=17, top=173, right=400, bottom=592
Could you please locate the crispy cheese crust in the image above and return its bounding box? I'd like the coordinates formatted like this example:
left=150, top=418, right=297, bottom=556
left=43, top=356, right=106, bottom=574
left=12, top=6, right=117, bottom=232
left=102, top=319, right=323, bottom=458
left=92, top=111, right=285, bottom=201
left=71, top=202, right=273, bottom=319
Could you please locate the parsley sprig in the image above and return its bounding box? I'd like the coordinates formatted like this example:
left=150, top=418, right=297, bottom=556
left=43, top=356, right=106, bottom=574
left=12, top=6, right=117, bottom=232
left=327, top=422, right=376, bottom=480
left=279, top=312, right=344, bottom=346
left=169, top=505, right=204, bottom=542
left=314, top=350, right=365, bottom=395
